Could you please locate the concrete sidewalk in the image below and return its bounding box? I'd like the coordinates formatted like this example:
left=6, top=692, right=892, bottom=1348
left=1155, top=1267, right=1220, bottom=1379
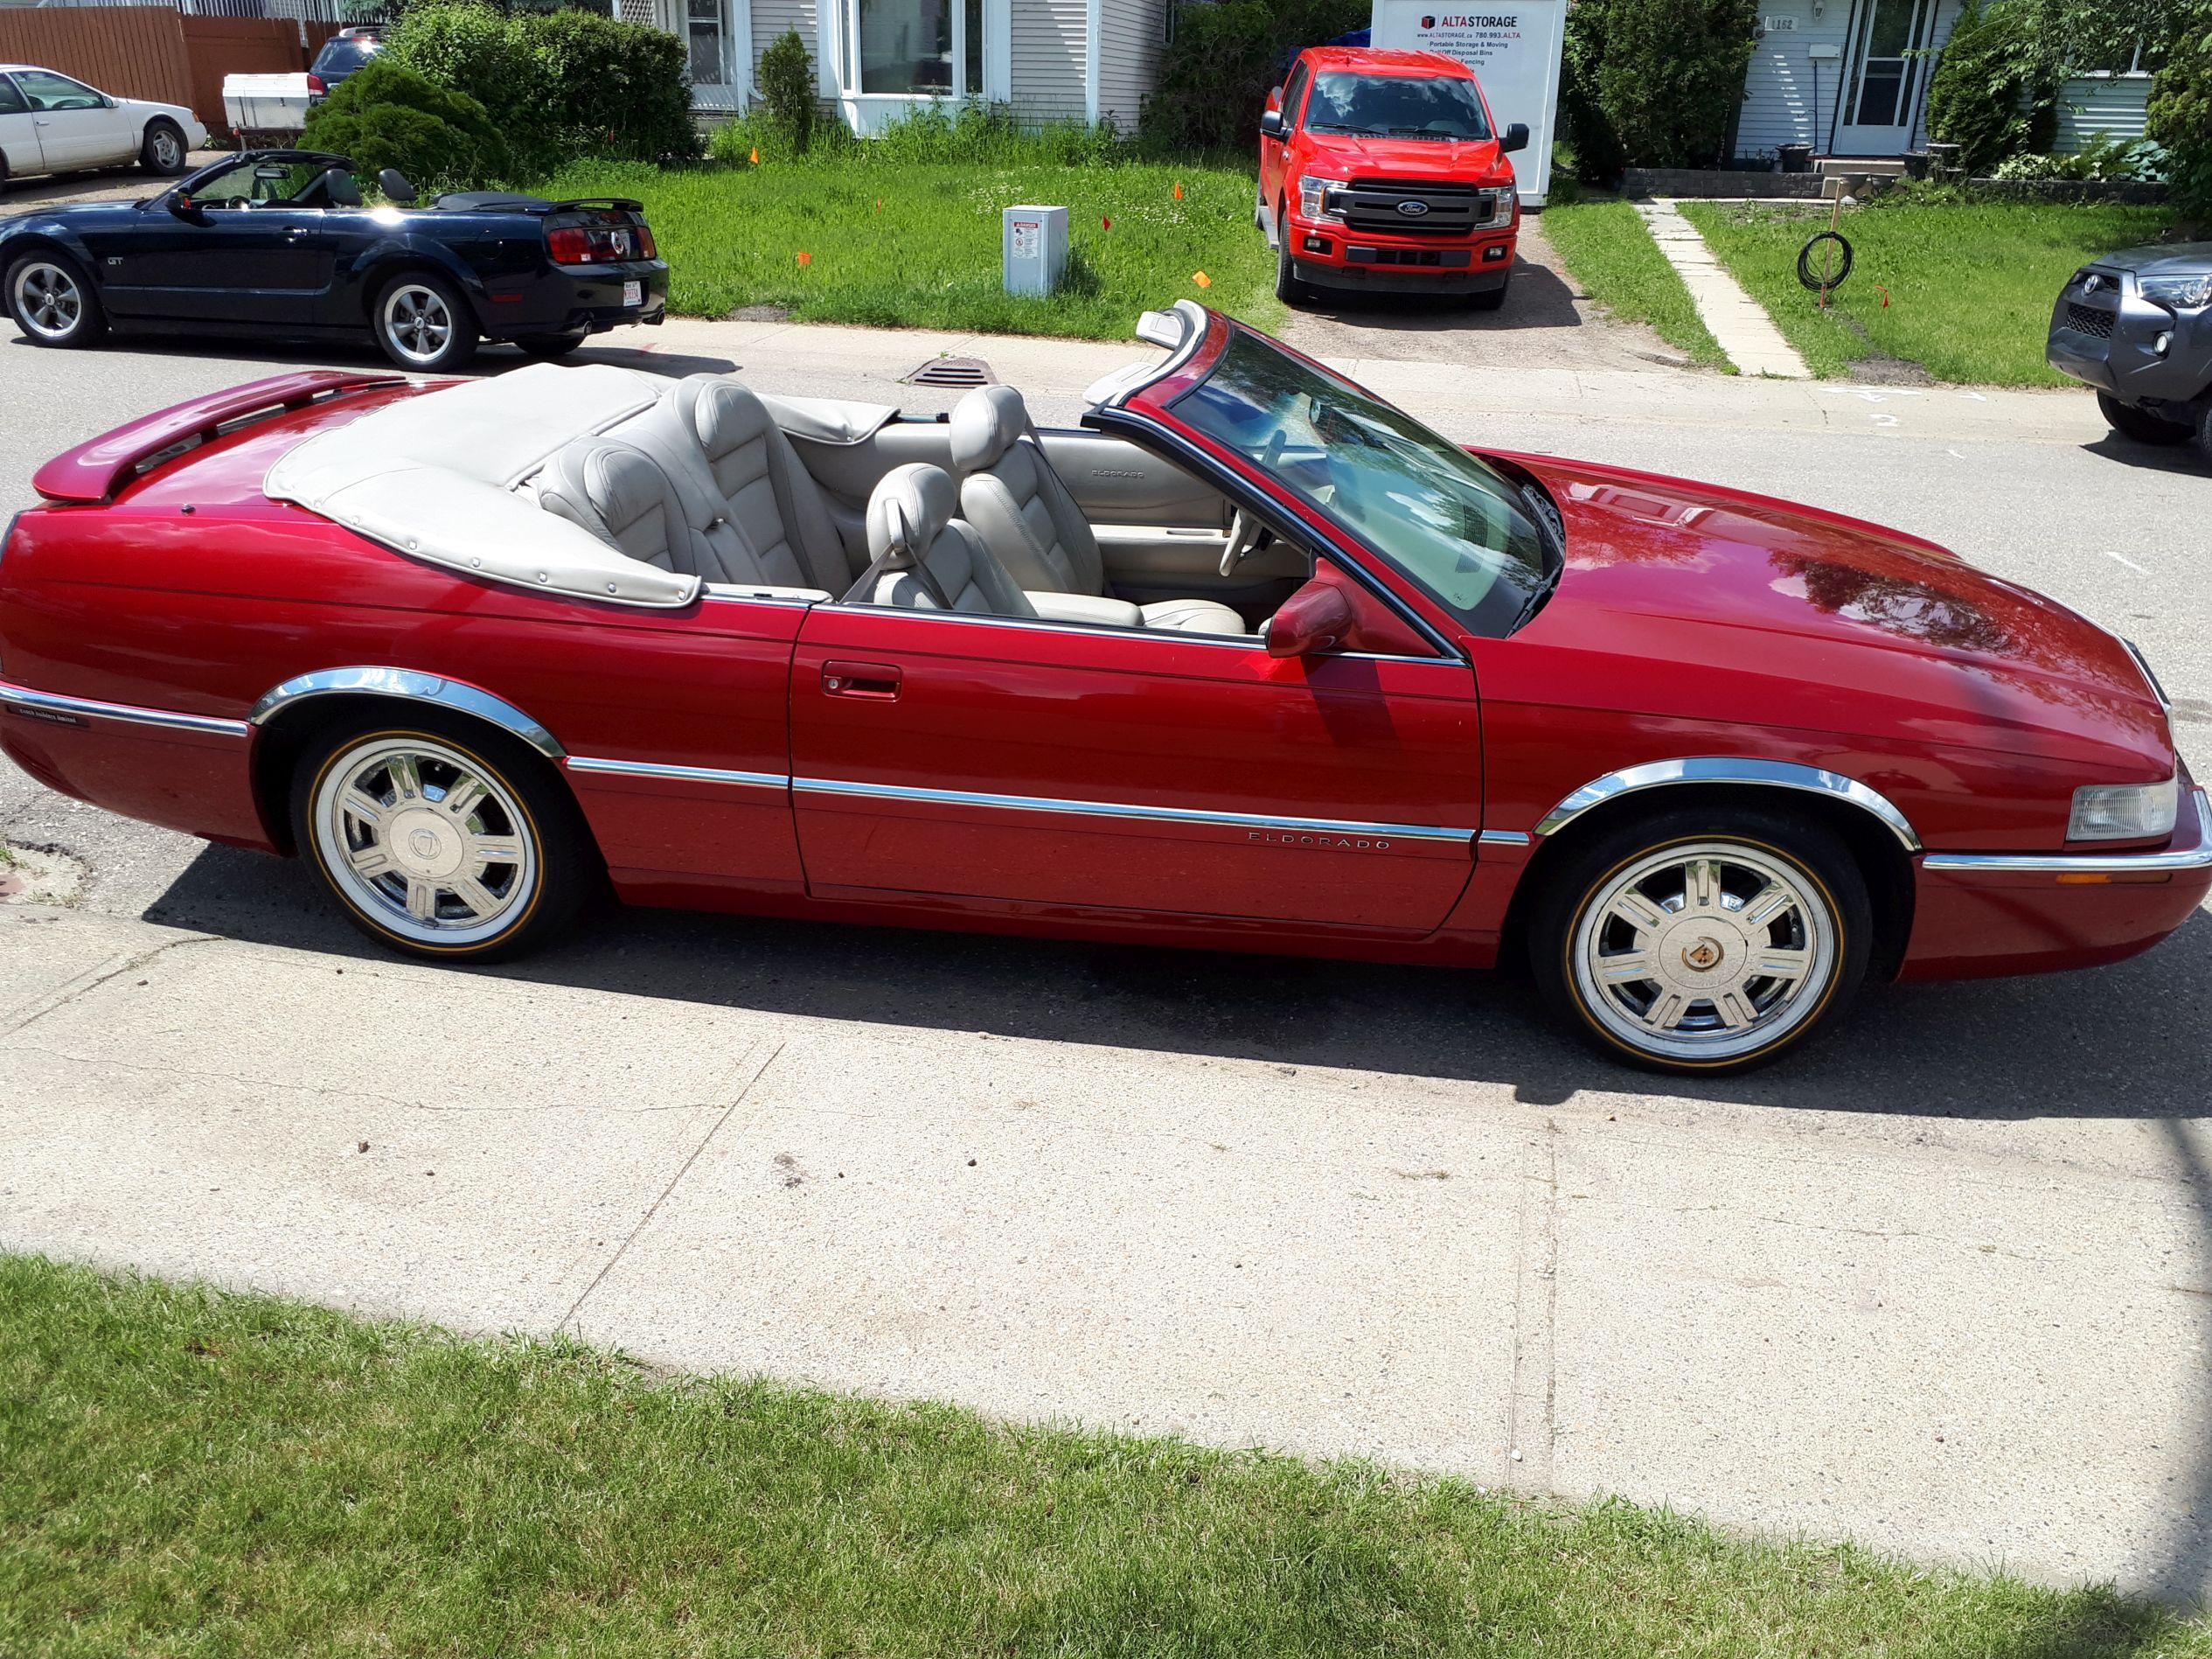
left=6, top=899, right=2210, bottom=1602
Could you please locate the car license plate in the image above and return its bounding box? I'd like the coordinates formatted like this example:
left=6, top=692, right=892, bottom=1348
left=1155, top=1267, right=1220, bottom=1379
left=623, top=280, right=642, bottom=308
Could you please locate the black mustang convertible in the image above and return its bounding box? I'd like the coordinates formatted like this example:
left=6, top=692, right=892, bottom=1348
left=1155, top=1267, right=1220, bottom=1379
left=0, top=150, right=667, bottom=370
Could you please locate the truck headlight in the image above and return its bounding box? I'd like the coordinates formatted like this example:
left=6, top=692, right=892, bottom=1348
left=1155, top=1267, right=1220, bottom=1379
left=2139, top=273, right=2212, bottom=310
left=2069, top=777, right=2180, bottom=841
left=1297, top=172, right=1345, bottom=220
left=1476, top=185, right=1515, bottom=224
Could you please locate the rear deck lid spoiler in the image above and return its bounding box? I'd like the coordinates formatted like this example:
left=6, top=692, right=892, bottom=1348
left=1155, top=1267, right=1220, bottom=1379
left=32, top=370, right=405, bottom=505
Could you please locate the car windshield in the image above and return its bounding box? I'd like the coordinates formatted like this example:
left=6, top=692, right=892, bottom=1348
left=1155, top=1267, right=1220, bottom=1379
left=189, top=157, right=343, bottom=208
left=1304, top=71, right=1491, bottom=140
left=1169, top=330, right=1554, bottom=637
left=313, top=38, right=379, bottom=74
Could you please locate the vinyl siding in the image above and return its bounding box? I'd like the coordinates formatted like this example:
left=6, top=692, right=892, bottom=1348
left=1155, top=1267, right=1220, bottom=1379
left=1735, top=0, right=1962, bottom=158
left=2055, top=73, right=2153, bottom=152
left=751, top=0, right=816, bottom=74
left=1096, top=0, right=1165, bottom=133
left=1009, top=0, right=1087, bottom=125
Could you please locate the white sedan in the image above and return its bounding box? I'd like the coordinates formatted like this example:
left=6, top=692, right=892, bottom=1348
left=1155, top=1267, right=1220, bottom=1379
left=0, top=65, right=205, bottom=188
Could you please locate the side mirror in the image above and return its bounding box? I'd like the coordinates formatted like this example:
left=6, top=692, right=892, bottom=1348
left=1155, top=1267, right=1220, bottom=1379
left=1502, top=122, right=1529, bottom=154
left=377, top=167, right=418, bottom=205
left=169, top=193, right=203, bottom=221
left=1259, top=109, right=1285, bottom=140
left=1266, top=578, right=1355, bottom=659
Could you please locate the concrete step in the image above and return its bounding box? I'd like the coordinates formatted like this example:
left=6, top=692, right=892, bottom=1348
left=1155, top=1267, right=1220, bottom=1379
left=1816, top=156, right=1910, bottom=177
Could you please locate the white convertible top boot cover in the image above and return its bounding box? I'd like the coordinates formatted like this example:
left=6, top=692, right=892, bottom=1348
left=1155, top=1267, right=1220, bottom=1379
left=263, top=364, right=700, bottom=608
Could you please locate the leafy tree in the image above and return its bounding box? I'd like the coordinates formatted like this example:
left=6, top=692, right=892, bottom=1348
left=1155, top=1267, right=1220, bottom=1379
left=1580, top=0, right=1759, bottom=168
left=2147, top=0, right=2212, bottom=217
left=301, top=56, right=507, bottom=189
left=1925, top=0, right=2055, bottom=174
left=1559, top=0, right=1626, bottom=183
left=1137, top=0, right=1368, bottom=151
left=757, top=26, right=817, bottom=154
left=386, top=3, right=548, bottom=169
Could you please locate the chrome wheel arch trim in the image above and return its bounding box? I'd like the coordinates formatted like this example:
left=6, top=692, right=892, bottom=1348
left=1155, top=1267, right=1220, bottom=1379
left=1532, top=757, right=1923, bottom=854
left=249, top=668, right=564, bottom=759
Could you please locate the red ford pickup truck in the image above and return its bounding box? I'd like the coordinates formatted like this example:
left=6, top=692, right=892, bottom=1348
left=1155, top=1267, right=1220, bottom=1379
left=1257, top=45, right=1527, bottom=309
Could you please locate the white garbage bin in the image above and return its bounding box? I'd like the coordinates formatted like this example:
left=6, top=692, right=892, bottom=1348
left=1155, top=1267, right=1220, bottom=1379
left=1002, top=205, right=1068, bottom=297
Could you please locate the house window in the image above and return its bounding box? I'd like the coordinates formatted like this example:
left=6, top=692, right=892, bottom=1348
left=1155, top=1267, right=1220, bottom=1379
left=851, top=0, right=955, bottom=94
left=686, top=0, right=727, bottom=89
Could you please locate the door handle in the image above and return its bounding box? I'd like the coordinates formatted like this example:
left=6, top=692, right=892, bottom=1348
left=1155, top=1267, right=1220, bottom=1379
left=821, top=660, right=901, bottom=701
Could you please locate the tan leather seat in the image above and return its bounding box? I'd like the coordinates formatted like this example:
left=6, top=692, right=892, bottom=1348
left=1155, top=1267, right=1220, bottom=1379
left=863, top=464, right=1038, bottom=617
left=949, top=385, right=1249, bottom=636
left=607, top=375, right=853, bottom=591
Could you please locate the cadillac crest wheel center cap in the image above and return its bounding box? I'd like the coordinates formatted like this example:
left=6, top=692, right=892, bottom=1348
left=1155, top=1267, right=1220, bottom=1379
left=390, top=807, right=465, bottom=880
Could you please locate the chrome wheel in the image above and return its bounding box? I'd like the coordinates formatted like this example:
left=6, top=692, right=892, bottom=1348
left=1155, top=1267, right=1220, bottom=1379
left=150, top=127, right=182, bottom=171
left=1572, top=840, right=1837, bottom=1064
left=313, top=736, right=537, bottom=947
left=380, top=282, right=455, bottom=366
left=13, top=261, right=83, bottom=341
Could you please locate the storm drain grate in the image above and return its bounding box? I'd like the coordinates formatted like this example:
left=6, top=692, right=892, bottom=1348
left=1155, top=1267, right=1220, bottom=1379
left=902, top=355, right=998, bottom=387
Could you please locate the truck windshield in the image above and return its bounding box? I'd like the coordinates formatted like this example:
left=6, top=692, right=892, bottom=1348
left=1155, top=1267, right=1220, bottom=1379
left=1168, top=330, right=1554, bottom=638
left=1304, top=71, right=1492, bottom=141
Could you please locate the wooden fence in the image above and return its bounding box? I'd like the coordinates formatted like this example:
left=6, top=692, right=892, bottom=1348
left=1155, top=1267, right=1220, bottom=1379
left=0, top=6, right=344, bottom=134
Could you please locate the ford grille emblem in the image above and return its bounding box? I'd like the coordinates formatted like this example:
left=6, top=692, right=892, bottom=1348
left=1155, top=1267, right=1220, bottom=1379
left=1397, top=199, right=1430, bottom=218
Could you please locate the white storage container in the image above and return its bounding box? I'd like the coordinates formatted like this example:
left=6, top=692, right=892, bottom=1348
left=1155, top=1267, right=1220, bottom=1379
left=222, top=73, right=320, bottom=137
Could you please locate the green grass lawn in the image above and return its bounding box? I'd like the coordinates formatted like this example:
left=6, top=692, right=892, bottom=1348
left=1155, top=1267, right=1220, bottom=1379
left=1540, top=196, right=1731, bottom=370
left=7, top=1256, right=2209, bottom=1656
left=544, top=157, right=1281, bottom=341
left=1680, top=197, right=2179, bottom=386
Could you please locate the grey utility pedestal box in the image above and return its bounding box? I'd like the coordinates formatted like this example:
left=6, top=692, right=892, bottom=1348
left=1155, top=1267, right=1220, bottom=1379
left=1002, top=205, right=1068, bottom=296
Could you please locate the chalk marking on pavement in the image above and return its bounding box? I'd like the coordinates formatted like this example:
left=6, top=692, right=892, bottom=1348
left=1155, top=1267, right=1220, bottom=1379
left=560, top=1036, right=788, bottom=1334
left=1504, top=1121, right=1562, bottom=1494
left=2104, top=549, right=2152, bottom=575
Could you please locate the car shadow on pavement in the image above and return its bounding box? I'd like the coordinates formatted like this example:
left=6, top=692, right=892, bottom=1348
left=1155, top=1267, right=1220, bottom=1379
left=2083, top=434, right=2210, bottom=477
left=0, top=331, right=738, bottom=382
left=143, top=838, right=2212, bottom=1121
left=1290, top=255, right=1585, bottom=338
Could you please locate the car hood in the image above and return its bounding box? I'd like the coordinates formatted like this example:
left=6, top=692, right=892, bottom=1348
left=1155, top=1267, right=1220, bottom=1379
left=1504, top=453, right=2172, bottom=773
left=0, top=199, right=155, bottom=233
left=1300, top=131, right=1507, bottom=180
left=2087, top=241, right=2212, bottom=277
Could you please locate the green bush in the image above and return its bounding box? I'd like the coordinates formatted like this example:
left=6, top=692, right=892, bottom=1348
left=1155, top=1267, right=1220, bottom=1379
left=300, top=55, right=506, bottom=189
left=1990, top=134, right=2155, bottom=179
left=388, top=2, right=699, bottom=178
left=2147, top=0, right=2212, bottom=218
left=1137, top=0, right=1367, bottom=150
left=757, top=25, right=817, bottom=154
left=707, top=101, right=1125, bottom=170
left=1925, top=0, right=2057, bottom=176
left=1559, top=0, right=1626, bottom=182
left=1577, top=0, right=1757, bottom=167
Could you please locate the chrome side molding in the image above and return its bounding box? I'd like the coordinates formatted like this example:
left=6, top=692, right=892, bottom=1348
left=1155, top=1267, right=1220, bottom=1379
left=249, top=668, right=563, bottom=759
left=0, top=679, right=249, bottom=738
left=567, top=756, right=789, bottom=790
left=1925, top=790, right=2212, bottom=875
left=1533, top=757, right=1923, bottom=854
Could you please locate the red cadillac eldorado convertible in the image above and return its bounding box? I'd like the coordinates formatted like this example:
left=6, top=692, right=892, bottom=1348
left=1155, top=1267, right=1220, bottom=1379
left=2, top=302, right=2204, bottom=1074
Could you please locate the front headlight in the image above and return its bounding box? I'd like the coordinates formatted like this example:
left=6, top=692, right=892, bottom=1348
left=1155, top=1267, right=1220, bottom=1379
left=1476, top=185, right=1515, bottom=225
left=1297, top=172, right=1346, bottom=220
left=2069, top=777, right=2180, bottom=841
left=2139, top=273, right=2212, bottom=310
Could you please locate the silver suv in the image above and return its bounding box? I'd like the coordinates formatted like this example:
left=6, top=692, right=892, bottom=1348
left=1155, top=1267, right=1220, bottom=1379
left=2047, top=242, right=2212, bottom=467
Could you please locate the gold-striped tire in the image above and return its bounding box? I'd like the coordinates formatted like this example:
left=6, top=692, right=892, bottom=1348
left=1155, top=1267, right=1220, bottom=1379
left=1527, top=806, right=1872, bottom=1076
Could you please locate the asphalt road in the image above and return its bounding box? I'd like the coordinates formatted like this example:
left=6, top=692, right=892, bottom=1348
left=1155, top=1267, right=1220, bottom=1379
left=4, top=317, right=2212, bottom=1600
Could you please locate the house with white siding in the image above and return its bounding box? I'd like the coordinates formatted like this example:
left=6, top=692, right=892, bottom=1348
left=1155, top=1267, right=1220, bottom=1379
left=1732, top=0, right=2152, bottom=163
left=625, top=0, right=1169, bottom=134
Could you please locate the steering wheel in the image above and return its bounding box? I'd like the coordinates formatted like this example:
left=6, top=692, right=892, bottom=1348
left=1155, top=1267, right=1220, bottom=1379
left=1220, top=430, right=1288, bottom=576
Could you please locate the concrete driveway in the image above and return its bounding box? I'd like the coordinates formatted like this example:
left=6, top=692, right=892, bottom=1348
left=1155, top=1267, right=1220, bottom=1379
left=3, top=316, right=2211, bottom=1604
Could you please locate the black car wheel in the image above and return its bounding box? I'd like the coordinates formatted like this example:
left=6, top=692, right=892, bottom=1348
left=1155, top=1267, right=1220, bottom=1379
left=372, top=272, right=478, bottom=372
left=2196, top=401, right=2212, bottom=472
left=5, top=252, right=106, bottom=348
left=1273, top=209, right=1308, bottom=305
left=513, top=329, right=590, bottom=361
left=2098, top=392, right=2195, bottom=447
left=140, top=120, right=188, bottom=176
